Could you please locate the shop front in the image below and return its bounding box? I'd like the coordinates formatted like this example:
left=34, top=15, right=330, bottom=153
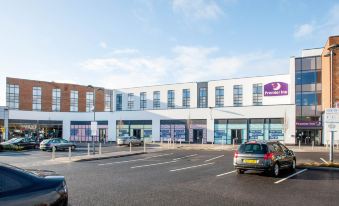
left=70, top=121, right=108, bottom=142
left=214, top=118, right=285, bottom=144
left=296, top=120, right=322, bottom=145
left=8, top=119, right=63, bottom=141
left=116, top=120, right=152, bottom=140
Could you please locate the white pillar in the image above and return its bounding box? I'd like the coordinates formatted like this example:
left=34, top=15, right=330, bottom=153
left=207, top=118, right=214, bottom=143
left=152, top=118, right=160, bottom=142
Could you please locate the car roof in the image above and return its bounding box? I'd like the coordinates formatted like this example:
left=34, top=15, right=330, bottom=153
left=244, top=140, right=281, bottom=145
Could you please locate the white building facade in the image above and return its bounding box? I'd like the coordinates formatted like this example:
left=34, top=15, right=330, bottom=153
left=6, top=73, right=296, bottom=145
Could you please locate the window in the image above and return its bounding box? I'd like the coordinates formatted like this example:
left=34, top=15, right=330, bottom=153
left=86, top=92, right=94, bottom=112
left=32, top=87, right=42, bottom=111
left=127, top=93, right=134, bottom=110
left=233, top=85, right=243, bottom=106
left=105, top=92, right=112, bottom=112
left=6, top=84, right=19, bottom=109
left=182, top=89, right=190, bottom=108
left=70, top=90, right=78, bottom=112
left=215, top=86, right=224, bottom=107
left=116, top=94, right=122, bottom=111
left=153, top=91, right=160, bottom=109
left=52, top=88, right=61, bottom=112
left=167, top=90, right=175, bottom=109
left=199, top=87, right=207, bottom=108
left=140, top=92, right=147, bottom=110
left=253, top=83, right=262, bottom=106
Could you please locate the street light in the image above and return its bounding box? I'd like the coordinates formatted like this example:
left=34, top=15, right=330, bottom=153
left=88, top=85, right=104, bottom=155
left=324, top=43, right=339, bottom=163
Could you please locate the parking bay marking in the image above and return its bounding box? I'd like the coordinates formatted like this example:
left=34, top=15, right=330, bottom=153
left=131, top=160, right=177, bottom=169
left=98, top=153, right=174, bottom=166
left=274, top=169, right=308, bottom=184
left=216, top=170, right=236, bottom=177
left=173, top=154, right=198, bottom=160
left=320, top=158, right=328, bottom=164
left=169, top=162, right=215, bottom=172
left=205, top=155, right=224, bottom=162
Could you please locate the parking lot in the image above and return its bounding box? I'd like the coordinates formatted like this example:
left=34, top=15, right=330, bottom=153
left=5, top=149, right=338, bottom=206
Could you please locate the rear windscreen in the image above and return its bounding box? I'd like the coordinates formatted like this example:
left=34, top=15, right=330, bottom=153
left=238, top=144, right=268, bottom=154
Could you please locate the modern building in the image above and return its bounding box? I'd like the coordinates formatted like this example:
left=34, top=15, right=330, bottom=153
left=3, top=35, right=339, bottom=145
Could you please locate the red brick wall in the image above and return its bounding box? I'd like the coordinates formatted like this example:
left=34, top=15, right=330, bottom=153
left=6, top=77, right=105, bottom=112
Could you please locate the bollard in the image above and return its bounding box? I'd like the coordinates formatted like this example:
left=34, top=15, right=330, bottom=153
left=337, top=143, right=339, bottom=150
left=161, top=139, right=163, bottom=144
left=298, top=140, right=301, bottom=150
left=99, top=143, right=102, bottom=155
left=129, top=142, right=132, bottom=153
left=222, top=139, right=224, bottom=150
left=232, top=139, right=235, bottom=149
left=68, top=147, right=71, bottom=160
left=180, top=139, right=182, bottom=145
left=312, top=140, right=314, bottom=151
left=87, top=143, right=90, bottom=156
left=52, top=146, right=56, bottom=160
left=144, top=140, right=146, bottom=153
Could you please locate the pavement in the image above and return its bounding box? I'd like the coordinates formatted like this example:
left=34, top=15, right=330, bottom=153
left=21, top=149, right=339, bottom=206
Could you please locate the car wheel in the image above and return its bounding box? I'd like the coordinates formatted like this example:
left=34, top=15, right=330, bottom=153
left=236, top=169, right=244, bottom=174
left=290, top=159, right=296, bottom=171
left=272, top=163, right=280, bottom=177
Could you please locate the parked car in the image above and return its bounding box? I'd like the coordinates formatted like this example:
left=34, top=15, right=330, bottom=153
left=40, top=138, right=76, bottom=151
left=117, top=136, right=143, bottom=146
left=0, top=138, right=39, bottom=150
left=233, top=141, right=296, bottom=177
left=0, top=163, right=68, bottom=206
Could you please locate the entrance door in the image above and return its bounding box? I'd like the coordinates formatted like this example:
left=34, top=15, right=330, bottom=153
left=193, top=129, right=203, bottom=143
left=133, top=129, right=141, bottom=139
left=231, top=129, right=242, bottom=144
left=296, top=129, right=322, bottom=145
left=99, top=129, right=106, bottom=142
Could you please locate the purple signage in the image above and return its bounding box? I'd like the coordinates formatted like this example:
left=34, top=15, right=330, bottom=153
left=296, top=120, right=321, bottom=127
left=264, top=82, right=288, bottom=96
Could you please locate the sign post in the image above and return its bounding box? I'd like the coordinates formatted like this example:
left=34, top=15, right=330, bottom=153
left=325, top=108, right=339, bottom=163
left=91, top=121, right=97, bottom=155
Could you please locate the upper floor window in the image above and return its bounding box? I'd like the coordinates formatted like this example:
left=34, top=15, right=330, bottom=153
left=52, top=88, right=61, bottom=112
left=153, top=91, right=160, bottom=109
left=32, top=87, right=42, bottom=111
left=182, top=89, right=190, bottom=108
left=215, top=86, right=224, bottom=107
left=70, top=90, right=78, bottom=112
left=6, top=84, right=19, bottom=110
left=140, top=92, right=147, bottom=110
left=198, top=87, right=207, bottom=108
left=253, top=83, right=262, bottom=106
left=233, top=85, right=243, bottom=107
left=86, top=92, right=94, bottom=112
left=167, top=90, right=175, bottom=109
left=116, top=94, right=122, bottom=111
left=127, top=93, right=134, bottom=110
left=105, top=92, right=112, bottom=112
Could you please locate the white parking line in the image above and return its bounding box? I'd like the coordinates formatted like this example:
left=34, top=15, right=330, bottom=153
left=173, top=154, right=198, bottom=160
left=274, top=169, right=308, bottom=184
left=169, top=162, right=214, bottom=172
left=131, top=160, right=177, bottom=169
left=98, top=153, right=174, bottom=166
left=216, top=170, right=236, bottom=177
left=205, top=155, right=224, bottom=162
left=320, top=158, right=328, bottom=164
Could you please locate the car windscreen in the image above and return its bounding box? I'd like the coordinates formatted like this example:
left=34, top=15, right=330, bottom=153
left=41, top=139, right=51, bottom=144
left=238, top=144, right=268, bottom=154
left=10, top=138, right=24, bottom=144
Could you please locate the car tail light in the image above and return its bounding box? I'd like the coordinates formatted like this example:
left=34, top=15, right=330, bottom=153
left=264, top=152, right=274, bottom=160
left=234, top=151, right=238, bottom=158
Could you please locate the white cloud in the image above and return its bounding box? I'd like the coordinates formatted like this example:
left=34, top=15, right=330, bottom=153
left=81, top=46, right=288, bottom=89
left=99, top=41, right=107, bottom=49
left=294, top=4, right=339, bottom=39
left=294, top=24, right=314, bottom=38
left=172, top=0, right=224, bottom=20
left=111, top=48, right=139, bottom=55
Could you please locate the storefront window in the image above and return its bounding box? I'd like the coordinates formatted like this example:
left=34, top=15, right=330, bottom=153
left=70, top=121, right=108, bottom=142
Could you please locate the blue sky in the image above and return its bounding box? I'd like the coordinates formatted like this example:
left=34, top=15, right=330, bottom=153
left=1, top=0, right=339, bottom=105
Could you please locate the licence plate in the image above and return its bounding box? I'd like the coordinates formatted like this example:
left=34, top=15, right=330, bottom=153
left=243, top=159, right=257, bottom=164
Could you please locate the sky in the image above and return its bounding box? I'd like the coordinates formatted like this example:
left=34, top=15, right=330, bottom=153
left=1, top=0, right=339, bottom=105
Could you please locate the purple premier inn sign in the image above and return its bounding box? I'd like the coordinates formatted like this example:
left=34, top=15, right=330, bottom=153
left=264, top=82, right=288, bottom=96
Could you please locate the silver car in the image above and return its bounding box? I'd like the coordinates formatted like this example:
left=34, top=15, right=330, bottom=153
left=40, top=138, right=76, bottom=151
left=117, top=136, right=143, bottom=146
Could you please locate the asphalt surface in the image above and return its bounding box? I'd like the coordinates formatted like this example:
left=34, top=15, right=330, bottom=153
left=10, top=149, right=339, bottom=206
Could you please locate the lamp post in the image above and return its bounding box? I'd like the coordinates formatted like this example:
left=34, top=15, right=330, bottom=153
left=88, top=85, right=104, bottom=155
left=324, top=44, right=339, bottom=163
